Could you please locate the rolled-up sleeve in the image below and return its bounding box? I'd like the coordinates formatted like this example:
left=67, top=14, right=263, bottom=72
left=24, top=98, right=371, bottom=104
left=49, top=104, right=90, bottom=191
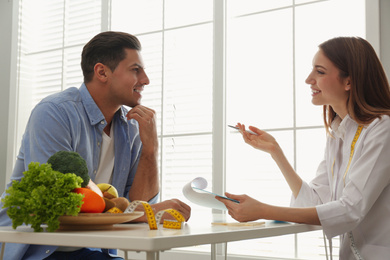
left=291, top=158, right=331, bottom=207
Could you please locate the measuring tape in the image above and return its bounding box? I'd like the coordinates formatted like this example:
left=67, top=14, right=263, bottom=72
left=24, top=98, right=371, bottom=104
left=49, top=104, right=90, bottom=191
left=343, top=125, right=363, bottom=186
left=122, top=200, right=185, bottom=230
left=330, top=124, right=365, bottom=259
left=331, top=125, right=364, bottom=187
left=344, top=125, right=365, bottom=260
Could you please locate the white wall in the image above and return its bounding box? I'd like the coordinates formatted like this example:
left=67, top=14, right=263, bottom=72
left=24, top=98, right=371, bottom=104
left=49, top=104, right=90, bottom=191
left=380, top=0, right=390, bottom=76
left=0, top=0, right=18, bottom=193
left=0, top=0, right=389, bottom=192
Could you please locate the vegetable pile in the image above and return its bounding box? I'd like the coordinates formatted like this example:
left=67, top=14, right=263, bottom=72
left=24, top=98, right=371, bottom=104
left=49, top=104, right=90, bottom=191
left=2, top=162, right=84, bottom=232
left=47, top=151, right=90, bottom=187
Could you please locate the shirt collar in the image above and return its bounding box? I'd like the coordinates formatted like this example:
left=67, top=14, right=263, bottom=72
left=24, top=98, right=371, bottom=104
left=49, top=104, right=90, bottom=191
left=331, top=114, right=356, bottom=140
left=116, top=106, right=129, bottom=124
left=331, top=115, right=349, bottom=140
left=80, top=83, right=106, bottom=126
left=80, top=83, right=128, bottom=126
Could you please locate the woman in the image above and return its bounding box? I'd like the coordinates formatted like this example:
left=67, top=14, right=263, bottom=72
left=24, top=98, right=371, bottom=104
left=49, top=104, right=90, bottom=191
left=216, top=37, right=390, bottom=259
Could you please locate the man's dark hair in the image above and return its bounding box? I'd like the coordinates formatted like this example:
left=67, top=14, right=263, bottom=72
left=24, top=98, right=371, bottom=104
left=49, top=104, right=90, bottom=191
left=81, top=31, right=141, bottom=83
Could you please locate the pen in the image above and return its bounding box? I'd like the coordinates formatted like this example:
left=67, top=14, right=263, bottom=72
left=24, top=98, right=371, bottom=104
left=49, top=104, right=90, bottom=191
left=228, top=125, right=258, bottom=135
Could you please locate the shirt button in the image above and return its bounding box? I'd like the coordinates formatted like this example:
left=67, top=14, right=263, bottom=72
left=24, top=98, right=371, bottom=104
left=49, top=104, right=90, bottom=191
left=100, top=121, right=105, bottom=124
left=97, top=142, right=101, bottom=146
left=45, top=250, right=50, bottom=254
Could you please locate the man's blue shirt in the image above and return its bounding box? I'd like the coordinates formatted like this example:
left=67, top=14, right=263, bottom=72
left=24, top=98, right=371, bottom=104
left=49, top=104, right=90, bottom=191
left=0, top=83, right=157, bottom=259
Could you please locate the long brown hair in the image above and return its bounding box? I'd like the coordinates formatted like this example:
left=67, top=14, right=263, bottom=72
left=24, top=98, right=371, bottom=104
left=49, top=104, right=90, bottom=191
left=319, top=37, right=390, bottom=131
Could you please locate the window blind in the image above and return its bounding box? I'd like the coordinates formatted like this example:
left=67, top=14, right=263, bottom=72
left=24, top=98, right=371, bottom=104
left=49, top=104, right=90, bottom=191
left=17, top=0, right=101, bottom=150
left=15, top=0, right=366, bottom=259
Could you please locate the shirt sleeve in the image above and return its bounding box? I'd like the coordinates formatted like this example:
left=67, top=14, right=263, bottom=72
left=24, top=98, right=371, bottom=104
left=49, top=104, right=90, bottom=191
left=291, top=155, right=331, bottom=207
left=12, top=101, right=74, bottom=180
left=317, top=118, right=390, bottom=238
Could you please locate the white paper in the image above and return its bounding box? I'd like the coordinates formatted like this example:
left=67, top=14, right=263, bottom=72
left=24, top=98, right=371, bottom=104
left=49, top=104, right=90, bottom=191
left=182, top=177, right=227, bottom=210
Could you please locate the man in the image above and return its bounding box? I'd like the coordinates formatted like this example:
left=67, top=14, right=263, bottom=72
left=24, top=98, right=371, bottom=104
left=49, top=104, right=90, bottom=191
left=0, top=31, right=191, bottom=259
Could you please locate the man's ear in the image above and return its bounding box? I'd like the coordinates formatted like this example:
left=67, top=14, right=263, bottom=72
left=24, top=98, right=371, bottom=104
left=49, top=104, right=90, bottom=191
left=94, top=63, right=109, bottom=83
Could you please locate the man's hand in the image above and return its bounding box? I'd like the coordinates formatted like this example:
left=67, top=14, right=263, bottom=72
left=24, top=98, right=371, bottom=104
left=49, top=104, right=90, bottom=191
left=153, top=199, right=191, bottom=222
left=134, top=199, right=191, bottom=223
left=126, top=105, right=158, bottom=155
left=126, top=105, right=159, bottom=202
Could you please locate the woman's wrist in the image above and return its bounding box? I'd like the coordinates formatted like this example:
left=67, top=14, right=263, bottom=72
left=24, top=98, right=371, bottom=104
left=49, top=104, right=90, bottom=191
left=270, top=143, right=284, bottom=161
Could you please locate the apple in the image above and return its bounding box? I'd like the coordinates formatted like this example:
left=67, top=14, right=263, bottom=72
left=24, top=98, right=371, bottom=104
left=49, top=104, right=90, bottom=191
left=97, top=183, right=119, bottom=198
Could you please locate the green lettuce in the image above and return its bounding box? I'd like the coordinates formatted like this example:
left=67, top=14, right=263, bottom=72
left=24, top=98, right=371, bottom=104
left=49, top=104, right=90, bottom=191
left=2, top=162, right=84, bottom=232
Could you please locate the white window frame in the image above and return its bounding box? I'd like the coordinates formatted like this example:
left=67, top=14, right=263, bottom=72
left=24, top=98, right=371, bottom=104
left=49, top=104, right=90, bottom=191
left=0, top=0, right=385, bottom=259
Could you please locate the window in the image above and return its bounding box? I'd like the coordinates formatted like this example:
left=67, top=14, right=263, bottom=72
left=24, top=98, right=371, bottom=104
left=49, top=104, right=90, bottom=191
left=110, top=0, right=214, bottom=215
left=225, top=0, right=364, bottom=259
left=14, top=0, right=367, bottom=259
left=16, top=0, right=102, bottom=150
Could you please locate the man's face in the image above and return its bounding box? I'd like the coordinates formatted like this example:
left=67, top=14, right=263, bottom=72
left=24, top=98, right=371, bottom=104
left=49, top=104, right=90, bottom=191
left=107, top=48, right=150, bottom=108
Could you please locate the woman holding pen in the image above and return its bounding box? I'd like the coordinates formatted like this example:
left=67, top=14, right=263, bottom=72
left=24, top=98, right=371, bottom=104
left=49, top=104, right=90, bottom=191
left=216, top=37, right=390, bottom=259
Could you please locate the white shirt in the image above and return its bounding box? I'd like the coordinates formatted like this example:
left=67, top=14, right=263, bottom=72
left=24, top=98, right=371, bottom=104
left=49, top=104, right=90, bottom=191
left=291, top=115, right=390, bottom=259
left=95, top=123, right=115, bottom=184
left=57, top=125, right=114, bottom=252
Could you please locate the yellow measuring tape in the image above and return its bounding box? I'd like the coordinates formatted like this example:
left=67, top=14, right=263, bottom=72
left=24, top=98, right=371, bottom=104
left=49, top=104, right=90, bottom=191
left=343, top=125, right=363, bottom=186
left=123, top=200, right=185, bottom=230
left=331, top=125, right=363, bottom=186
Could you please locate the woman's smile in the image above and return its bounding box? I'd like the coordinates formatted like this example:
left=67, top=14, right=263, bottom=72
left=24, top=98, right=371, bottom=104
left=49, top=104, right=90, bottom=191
left=311, top=88, right=321, bottom=96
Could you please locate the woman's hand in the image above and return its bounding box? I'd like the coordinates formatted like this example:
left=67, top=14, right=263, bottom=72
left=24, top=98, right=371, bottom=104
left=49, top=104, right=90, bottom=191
left=235, top=122, right=303, bottom=198
left=236, top=123, right=280, bottom=156
left=216, top=193, right=321, bottom=225
left=215, top=192, right=264, bottom=222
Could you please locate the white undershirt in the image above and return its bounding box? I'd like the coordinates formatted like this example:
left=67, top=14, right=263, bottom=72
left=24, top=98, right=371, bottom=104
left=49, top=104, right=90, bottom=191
left=95, top=123, right=115, bottom=184
left=56, top=124, right=115, bottom=252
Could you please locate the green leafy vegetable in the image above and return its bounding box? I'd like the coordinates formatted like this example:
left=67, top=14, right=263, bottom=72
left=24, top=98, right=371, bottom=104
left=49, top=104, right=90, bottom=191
left=2, top=162, right=84, bottom=232
left=47, top=151, right=90, bottom=187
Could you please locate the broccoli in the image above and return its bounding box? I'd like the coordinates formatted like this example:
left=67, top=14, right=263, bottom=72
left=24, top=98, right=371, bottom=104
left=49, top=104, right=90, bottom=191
left=47, top=151, right=90, bottom=187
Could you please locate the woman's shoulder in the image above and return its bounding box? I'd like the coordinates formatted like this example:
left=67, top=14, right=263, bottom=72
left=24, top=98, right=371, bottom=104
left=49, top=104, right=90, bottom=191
left=364, top=115, right=390, bottom=139
left=380, top=114, right=390, bottom=121
left=371, top=115, right=390, bottom=127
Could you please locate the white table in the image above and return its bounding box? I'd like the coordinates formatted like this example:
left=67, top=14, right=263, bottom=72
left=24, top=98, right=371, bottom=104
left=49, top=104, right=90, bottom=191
left=0, top=216, right=321, bottom=260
